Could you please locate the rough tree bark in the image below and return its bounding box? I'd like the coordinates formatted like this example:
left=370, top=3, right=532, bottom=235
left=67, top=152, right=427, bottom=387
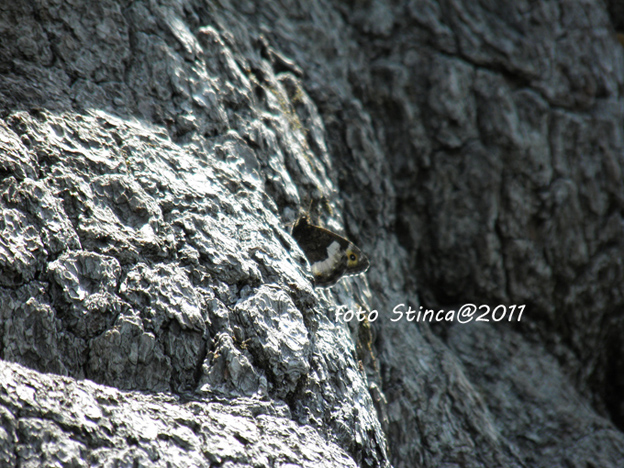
left=0, top=1, right=623, bottom=467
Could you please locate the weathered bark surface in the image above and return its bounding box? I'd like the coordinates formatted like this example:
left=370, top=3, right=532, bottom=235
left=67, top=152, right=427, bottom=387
left=1, top=1, right=623, bottom=467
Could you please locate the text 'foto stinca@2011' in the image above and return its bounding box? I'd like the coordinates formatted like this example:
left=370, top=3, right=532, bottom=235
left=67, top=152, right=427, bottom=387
left=333, top=304, right=526, bottom=323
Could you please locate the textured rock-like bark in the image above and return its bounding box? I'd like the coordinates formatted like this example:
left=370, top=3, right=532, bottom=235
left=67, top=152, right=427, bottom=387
left=0, top=361, right=359, bottom=467
left=1, top=0, right=623, bottom=467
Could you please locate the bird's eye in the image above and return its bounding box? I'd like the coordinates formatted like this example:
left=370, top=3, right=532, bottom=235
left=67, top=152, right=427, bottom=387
left=349, top=253, right=357, bottom=262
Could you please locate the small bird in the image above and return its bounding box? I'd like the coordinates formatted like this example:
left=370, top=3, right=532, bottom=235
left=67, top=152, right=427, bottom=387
left=292, top=216, right=370, bottom=287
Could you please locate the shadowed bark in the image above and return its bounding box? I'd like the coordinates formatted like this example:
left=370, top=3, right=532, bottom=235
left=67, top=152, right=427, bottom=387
left=1, top=1, right=623, bottom=467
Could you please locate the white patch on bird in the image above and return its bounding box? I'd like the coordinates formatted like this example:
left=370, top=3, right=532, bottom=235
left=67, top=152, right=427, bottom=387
left=311, top=241, right=342, bottom=276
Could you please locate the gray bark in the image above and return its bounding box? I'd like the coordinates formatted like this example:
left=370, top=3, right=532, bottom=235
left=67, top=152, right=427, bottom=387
left=1, top=0, right=623, bottom=467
